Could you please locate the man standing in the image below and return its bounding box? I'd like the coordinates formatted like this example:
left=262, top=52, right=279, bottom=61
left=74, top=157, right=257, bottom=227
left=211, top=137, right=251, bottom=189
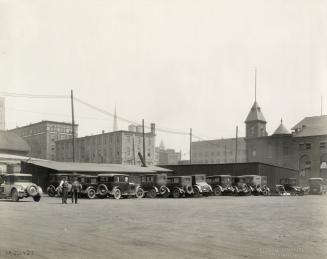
left=71, top=176, right=82, bottom=204
left=59, top=176, right=69, bottom=204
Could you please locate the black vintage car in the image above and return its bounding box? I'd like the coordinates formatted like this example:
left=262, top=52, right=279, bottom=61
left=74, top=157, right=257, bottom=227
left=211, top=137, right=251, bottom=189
left=47, top=174, right=75, bottom=197
left=280, top=178, right=304, bottom=196
left=308, top=178, right=327, bottom=195
left=78, top=175, right=98, bottom=199
left=166, top=176, right=193, bottom=198
left=231, top=176, right=251, bottom=196
left=191, top=174, right=212, bottom=197
left=140, top=174, right=170, bottom=198
left=206, top=175, right=234, bottom=196
left=97, top=174, right=144, bottom=200
left=241, top=175, right=270, bottom=196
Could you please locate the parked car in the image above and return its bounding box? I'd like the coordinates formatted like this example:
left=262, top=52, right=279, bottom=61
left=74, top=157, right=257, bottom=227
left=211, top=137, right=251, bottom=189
left=97, top=174, right=144, bottom=199
left=167, top=176, right=194, bottom=198
left=206, top=175, right=234, bottom=196
left=308, top=178, right=327, bottom=195
left=241, top=175, right=270, bottom=196
left=231, top=176, right=251, bottom=196
left=47, top=173, right=74, bottom=197
left=280, top=178, right=304, bottom=196
left=140, top=174, right=170, bottom=198
left=271, top=184, right=290, bottom=196
left=78, top=175, right=98, bottom=199
left=0, top=173, right=42, bottom=202
left=191, top=174, right=212, bottom=197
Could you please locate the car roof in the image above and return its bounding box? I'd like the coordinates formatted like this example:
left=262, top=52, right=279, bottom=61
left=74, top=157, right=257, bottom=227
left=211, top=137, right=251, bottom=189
left=78, top=174, right=97, bottom=178
left=207, top=175, right=232, bottom=178
left=309, top=178, right=323, bottom=180
left=8, top=173, right=32, bottom=177
left=167, top=175, right=191, bottom=178
left=98, top=173, right=128, bottom=177
left=240, top=175, right=258, bottom=177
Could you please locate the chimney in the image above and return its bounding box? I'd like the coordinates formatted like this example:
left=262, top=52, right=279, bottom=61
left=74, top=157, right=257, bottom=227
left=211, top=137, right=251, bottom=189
left=150, top=123, right=156, bottom=135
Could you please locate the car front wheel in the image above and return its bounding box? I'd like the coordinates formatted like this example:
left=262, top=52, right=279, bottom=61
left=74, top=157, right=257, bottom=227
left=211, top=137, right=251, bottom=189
left=172, top=189, right=180, bottom=198
left=136, top=188, right=144, bottom=199
left=213, top=186, right=222, bottom=196
left=87, top=188, right=96, bottom=199
left=147, top=189, right=157, bottom=198
left=113, top=189, right=121, bottom=200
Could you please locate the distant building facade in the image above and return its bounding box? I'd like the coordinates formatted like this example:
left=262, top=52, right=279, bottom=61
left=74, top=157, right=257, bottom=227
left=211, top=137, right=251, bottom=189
left=244, top=100, right=327, bottom=180
left=191, top=138, right=246, bottom=164
left=156, top=141, right=181, bottom=165
left=9, top=121, right=77, bottom=160
left=0, top=97, right=5, bottom=130
left=56, top=124, right=156, bottom=166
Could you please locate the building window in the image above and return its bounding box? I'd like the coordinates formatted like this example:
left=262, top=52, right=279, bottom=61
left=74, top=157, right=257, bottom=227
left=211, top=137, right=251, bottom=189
left=283, top=145, right=289, bottom=157
left=250, top=126, right=255, bottom=136
left=320, top=142, right=326, bottom=149
left=305, top=143, right=311, bottom=150
left=299, top=143, right=305, bottom=151
left=252, top=146, right=256, bottom=157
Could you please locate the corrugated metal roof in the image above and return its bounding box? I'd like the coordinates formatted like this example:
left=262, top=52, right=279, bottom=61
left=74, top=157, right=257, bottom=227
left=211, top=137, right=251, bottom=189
left=291, top=115, right=327, bottom=137
left=25, top=160, right=172, bottom=174
left=245, top=102, right=267, bottom=123
left=0, top=131, right=30, bottom=153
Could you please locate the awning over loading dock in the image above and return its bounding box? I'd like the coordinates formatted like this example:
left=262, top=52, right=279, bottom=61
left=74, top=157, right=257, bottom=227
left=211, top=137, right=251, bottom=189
left=22, top=159, right=172, bottom=174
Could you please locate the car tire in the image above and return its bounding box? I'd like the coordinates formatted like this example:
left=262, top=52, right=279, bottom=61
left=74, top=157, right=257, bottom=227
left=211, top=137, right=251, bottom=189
left=147, top=188, right=157, bottom=198
left=113, top=189, right=121, bottom=200
left=213, top=186, right=222, bottom=196
left=11, top=189, right=19, bottom=202
left=33, top=195, right=41, bottom=202
left=193, top=187, right=200, bottom=198
left=87, top=188, right=96, bottom=199
left=47, top=186, right=56, bottom=197
left=97, top=184, right=108, bottom=197
left=136, top=188, right=144, bottom=199
left=172, top=188, right=180, bottom=198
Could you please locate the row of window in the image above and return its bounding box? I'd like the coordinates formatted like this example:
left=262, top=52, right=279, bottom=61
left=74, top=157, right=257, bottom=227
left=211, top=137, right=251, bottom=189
left=299, top=142, right=327, bottom=151
left=192, top=150, right=246, bottom=158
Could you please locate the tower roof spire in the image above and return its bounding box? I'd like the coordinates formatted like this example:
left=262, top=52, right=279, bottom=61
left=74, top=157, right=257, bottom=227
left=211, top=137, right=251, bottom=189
left=254, top=67, right=257, bottom=102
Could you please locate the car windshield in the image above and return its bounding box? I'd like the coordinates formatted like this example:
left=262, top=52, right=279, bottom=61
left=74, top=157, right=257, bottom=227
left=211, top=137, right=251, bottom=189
left=157, top=175, right=167, bottom=184
left=309, top=179, right=323, bottom=185
left=195, top=175, right=205, bottom=182
left=181, top=177, right=191, bottom=184
left=238, top=178, right=245, bottom=183
left=13, top=176, right=32, bottom=182
left=221, top=177, right=231, bottom=183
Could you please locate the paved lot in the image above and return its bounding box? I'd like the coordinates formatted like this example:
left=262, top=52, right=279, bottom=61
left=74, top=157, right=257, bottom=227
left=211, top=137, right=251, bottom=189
left=0, top=195, right=326, bottom=259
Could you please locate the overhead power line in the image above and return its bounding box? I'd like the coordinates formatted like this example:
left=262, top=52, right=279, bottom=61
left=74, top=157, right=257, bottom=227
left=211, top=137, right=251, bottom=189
left=0, top=92, right=69, bottom=99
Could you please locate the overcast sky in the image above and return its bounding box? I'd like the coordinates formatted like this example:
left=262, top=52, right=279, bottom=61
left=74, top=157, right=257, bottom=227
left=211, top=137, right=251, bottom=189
left=1, top=0, right=326, bottom=158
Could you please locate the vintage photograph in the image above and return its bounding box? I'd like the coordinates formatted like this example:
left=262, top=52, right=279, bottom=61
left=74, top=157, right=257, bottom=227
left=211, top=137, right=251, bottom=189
left=0, top=0, right=326, bottom=258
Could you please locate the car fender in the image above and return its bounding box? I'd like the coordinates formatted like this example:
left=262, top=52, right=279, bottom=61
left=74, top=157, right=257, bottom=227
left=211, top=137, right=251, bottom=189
left=153, top=186, right=159, bottom=193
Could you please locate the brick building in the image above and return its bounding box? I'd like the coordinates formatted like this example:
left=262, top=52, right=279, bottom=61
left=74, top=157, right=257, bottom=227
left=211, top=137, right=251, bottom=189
left=9, top=121, right=77, bottom=160
left=56, top=124, right=156, bottom=166
left=156, top=141, right=182, bottom=165
left=245, top=100, right=327, bottom=180
left=191, top=137, right=246, bottom=164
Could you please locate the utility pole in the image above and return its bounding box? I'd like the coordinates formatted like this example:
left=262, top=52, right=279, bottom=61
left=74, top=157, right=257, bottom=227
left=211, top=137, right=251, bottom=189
left=224, top=144, right=227, bottom=163
left=190, top=128, right=192, bottom=164
left=142, top=119, right=146, bottom=166
left=132, top=135, right=136, bottom=165
left=71, top=90, right=75, bottom=162
left=235, top=126, right=238, bottom=163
